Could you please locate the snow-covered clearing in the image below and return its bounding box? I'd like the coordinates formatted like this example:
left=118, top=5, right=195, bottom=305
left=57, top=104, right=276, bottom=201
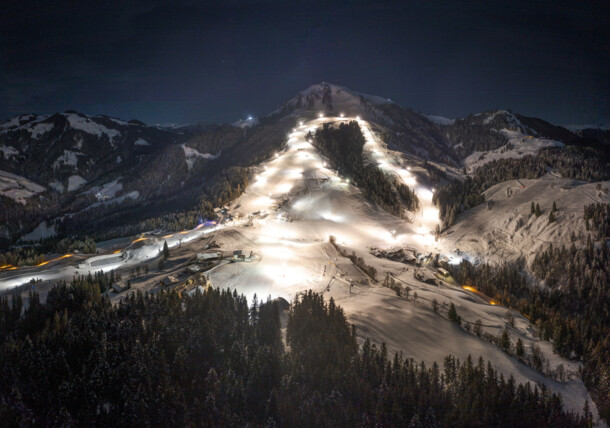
left=442, top=175, right=610, bottom=265
left=464, top=129, right=564, bottom=171
left=28, top=122, right=53, bottom=139
left=181, top=144, right=219, bottom=170
left=0, top=145, right=19, bottom=159
left=49, top=181, right=65, bottom=193
left=84, top=178, right=123, bottom=199
left=21, top=221, right=56, bottom=241
left=0, top=114, right=37, bottom=131
left=53, top=150, right=84, bottom=170
left=0, top=170, right=45, bottom=204
left=67, top=175, right=87, bottom=192
left=134, top=138, right=150, bottom=146
left=65, top=113, right=121, bottom=142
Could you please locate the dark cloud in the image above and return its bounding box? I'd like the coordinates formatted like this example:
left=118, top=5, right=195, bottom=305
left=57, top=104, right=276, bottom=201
left=1, top=0, right=608, bottom=125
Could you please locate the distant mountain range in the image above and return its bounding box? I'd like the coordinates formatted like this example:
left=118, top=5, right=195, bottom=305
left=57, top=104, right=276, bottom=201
left=0, top=83, right=608, bottom=244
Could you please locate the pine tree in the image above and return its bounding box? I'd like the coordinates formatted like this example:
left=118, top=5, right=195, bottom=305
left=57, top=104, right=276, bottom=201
left=531, top=201, right=535, bottom=215
left=535, top=203, right=541, bottom=217
left=163, top=241, right=170, bottom=259
left=552, top=201, right=557, bottom=212
left=448, top=303, right=461, bottom=325
left=516, top=338, right=525, bottom=358
left=500, top=329, right=511, bottom=352
left=548, top=211, right=555, bottom=224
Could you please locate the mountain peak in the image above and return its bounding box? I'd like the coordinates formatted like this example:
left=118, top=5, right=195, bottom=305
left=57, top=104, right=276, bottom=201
left=271, top=82, right=393, bottom=119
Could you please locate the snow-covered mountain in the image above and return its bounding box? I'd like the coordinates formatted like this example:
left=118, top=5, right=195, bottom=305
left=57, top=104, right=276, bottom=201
left=0, top=84, right=607, bottom=245
left=0, top=111, right=186, bottom=193
left=1, top=84, right=609, bottom=423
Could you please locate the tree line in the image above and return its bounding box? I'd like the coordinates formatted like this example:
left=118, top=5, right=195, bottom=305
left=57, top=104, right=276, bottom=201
left=446, top=239, right=610, bottom=421
left=0, top=282, right=587, bottom=427
left=312, top=121, right=419, bottom=217
left=434, top=146, right=609, bottom=228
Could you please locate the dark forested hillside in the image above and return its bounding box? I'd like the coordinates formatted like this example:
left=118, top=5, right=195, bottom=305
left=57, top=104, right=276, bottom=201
left=0, top=283, right=587, bottom=427
left=446, top=240, right=610, bottom=421
left=0, top=113, right=294, bottom=248
left=312, top=121, right=419, bottom=216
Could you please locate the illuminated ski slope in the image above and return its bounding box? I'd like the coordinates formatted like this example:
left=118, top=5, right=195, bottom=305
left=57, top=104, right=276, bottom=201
left=0, top=113, right=599, bottom=420
left=206, top=114, right=598, bottom=419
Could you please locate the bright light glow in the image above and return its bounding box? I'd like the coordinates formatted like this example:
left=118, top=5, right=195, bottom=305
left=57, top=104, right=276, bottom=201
left=422, top=207, right=439, bottom=221
left=253, top=196, right=273, bottom=208
left=356, top=116, right=360, bottom=120
left=248, top=116, right=253, bottom=120
left=416, top=225, right=429, bottom=235
left=261, top=246, right=294, bottom=259
left=299, top=121, right=303, bottom=126
left=412, top=232, right=435, bottom=246
left=417, top=188, right=434, bottom=201
left=288, top=168, right=303, bottom=179
left=319, top=113, right=324, bottom=118
left=319, top=211, right=345, bottom=223
left=275, top=183, right=293, bottom=194
left=401, top=176, right=417, bottom=186
left=340, top=113, right=345, bottom=118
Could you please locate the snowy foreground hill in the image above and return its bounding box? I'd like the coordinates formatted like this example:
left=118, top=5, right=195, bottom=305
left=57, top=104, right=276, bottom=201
left=1, top=83, right=609, bottom=423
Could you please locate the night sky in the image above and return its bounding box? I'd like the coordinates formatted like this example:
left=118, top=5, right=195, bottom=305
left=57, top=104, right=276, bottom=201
left=1, top=0, right=608, bottom=126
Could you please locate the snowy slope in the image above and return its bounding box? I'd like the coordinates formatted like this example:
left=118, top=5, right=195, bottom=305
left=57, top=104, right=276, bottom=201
left=202, top=114, right=598, bottom=419
left=440, top=175, right=610, bottom=265
left=464, top=129, right=564, bottom=171
left=181, top=144, right=219, bottom=170
left=0, top=112, right=601, bottom=421
left=0, top=170, right=45, bottom=204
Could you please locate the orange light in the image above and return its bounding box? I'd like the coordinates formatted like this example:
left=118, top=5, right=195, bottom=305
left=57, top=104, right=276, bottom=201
left=162, top=234, right=173, bottom=239
left=132, top=237, right=147, bottom=243
left=462, top=285, right=479, bottom=293
left=113, top=250, right=122, bottom=254
left=179, top=231, right=189, bottom=235
left=489, top=300, right=497, bottom=306
left=36, top=261, right=50, bottom=267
